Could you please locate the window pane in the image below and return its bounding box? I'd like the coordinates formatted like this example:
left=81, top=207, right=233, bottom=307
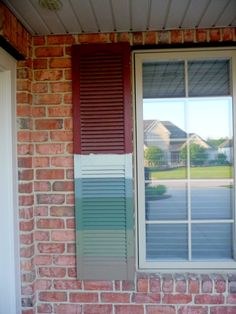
left=192, top=224, right=233, bottom=260
left=188, top=60, right=230, bottom=96
left=146, top=224, right=188, bottom=260
left=191, top=181, right=233, bottom=219
left=146, top=181, right=188, bottom=220
left=143, top=61, right=185, bottom=98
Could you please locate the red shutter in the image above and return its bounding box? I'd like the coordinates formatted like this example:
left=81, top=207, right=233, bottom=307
left=72, top=43, right=132, bottom=154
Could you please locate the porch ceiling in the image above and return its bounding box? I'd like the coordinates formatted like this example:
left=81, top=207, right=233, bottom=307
left=2, top=0, right=236, bottom=36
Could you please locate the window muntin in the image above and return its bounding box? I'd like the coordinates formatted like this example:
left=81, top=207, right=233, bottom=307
left=135, top=49, right=236, bottom=269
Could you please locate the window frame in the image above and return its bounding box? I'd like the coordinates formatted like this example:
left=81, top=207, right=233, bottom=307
left=134, top=47, right=236, bottom=270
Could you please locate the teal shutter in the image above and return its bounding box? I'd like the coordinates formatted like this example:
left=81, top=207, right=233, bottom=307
left=72, top=43, right=134, bottom=280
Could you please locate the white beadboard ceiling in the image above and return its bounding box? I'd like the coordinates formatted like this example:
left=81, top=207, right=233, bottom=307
left=2, top=0, right=236, bottom=36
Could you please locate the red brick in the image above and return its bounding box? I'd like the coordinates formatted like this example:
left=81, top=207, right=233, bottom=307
left=64, top=93, right=72, bottom=104
left=18, top=130, right=31, bottom=142
left=35, top=94, right=62, bottom=105
left=19, top=182, right=33, bottom=193
left=50, top=206, right=74, bottom=217
left=227, top=294, right=236, bottom=304
left=51, top=156, right=73, bottom=167
left=15, top=176, right=28, bottom=194
left=31, top=131, right=48, bottom=142
left=189, top=278, right=200, bottom=294
left=84, top=305, right=113, bottom=314
left=211, top=307, right=236, bottom=314
left=132, top=293, right=160, bottom=303
left=37, top=304, right=52, bottom=313
left=19, top=195, right=34, bottom=206
left=33, top=157, right=50, bottom=168
left=51, top=230, right=75, bottom=241
left=66, top=143, right=73, bottom=153
left=184, top=29, right=195, bottom=42
left=39, top=291, right=67, bottom=302
left=147, top=306, right=176, bottom=314
left=32, top=107, right=46, bottom=117
left=210, top=29, right=221, bottom=42
left=66, top=218, right=75, bottom=228
left=36, top=143, right=65, bottom=155
left=20, top=220, right=34, bottom=232
left=178, top=306, right=208, bottom=314
left=33, top=59, right=48, bottom=69
left=69, top=292, right=98, bottom=303
left=133, top=32, right=143, bottom=45
left=54, top=279, right=81, bottom=290
left=122, top=280, right=135, bottom=291
left=214, top=276, right=226, bottom=293
left=54, top=304, right=82, bottom=314
left=137, top=277, right=148, bottom=292
left=32, top=82, right=48, bottom=93
left=33, top=36, right=45, bottom=45
left=18, top=157, right=32, bottom=168
left=201, top=275, right=212, bottom=293
left=37, top=194, right=65, bottom=205
left=67, top=243, right=76, bottom=253
left=222, top=28, right=234, bottom=41
left=84, top=280, right=113, bottom=290
left=17, top=105, right=31, bottom=117
left=171, top=30, right=183, bottom=43
left=145, top=32, right=156, bottom=44
left=35, top=231, right=50, bottom=241
left=48, top=35, right=75, bottom=45
left=18, top=144, right=34, bottom=156
left=150, top=275, right=161, bottom=292
left=48, top=106, right=72, bottom=117
left=115, top=305, right=144, bottom=314
left=35, top=205, right=48, bottom=216
left=17, top=80, right=31, bottom=92
left=101, top=292, right=130, bottom=303
left=68, top=267, right=77, bottom=278
left=195, top=294, right=224, bottom=304
left=50, top=82, right=71, bottom=92
left=196, top=29, right=208, bottom=42
left=17, top=92, right=31, bottom=104
left=39, top=267, right=66, bottom=278
left=163, top=276, right=174, bottom=293
left=38, top=243, right=65, bottom=253
left=175, top=278, right=186, bottom=293
left=19, top=207, right=33, bottom=219
left=20, top=245, right=34, bottom=258
left=64, top=69, right=72, bottom=80
left=66, top=169, right=74, bottom=179
left=34, top=181, right=51, bottom=192
left=53, top=181, right=74, bottom=191
left=163, top=294, right=192, bottom=304
left=20, top=233, right=33, bottom=245
left=35, top=47, right=63, bottom=57
left=34, top=279, right=52, bottom=290
left=34, top=255, right=52, bottom=265
left=117, top=32, right=131, bottom=43
left=35, top=70, right=63, bottom=81
left=50, top=130, right=73, bottom=141
left=37, top=218, right=64, bottom=229
left=54, top=255, right=76, bottom=266
left=78, top=33, right=109, bottom=44
left=35, top=119, right=63, bottom=130
left=64, top=118, right=73, bottom=129
left=36, top=169, right=64, bottom=180
left=50, top=58, right=71, bottom=68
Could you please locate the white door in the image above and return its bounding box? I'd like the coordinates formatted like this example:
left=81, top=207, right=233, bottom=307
left=0, top=48, right=20, bottom=313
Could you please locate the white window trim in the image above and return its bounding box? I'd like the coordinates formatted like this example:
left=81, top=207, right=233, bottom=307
left=134, top=47, right=236, bottom=271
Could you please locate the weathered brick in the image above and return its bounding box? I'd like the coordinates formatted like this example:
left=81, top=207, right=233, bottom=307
left=54, top=279, right=81, bottom=290
left=84, top=280, right=113, bottom=291
left=115, top=305, right=144, bottom=314
left=54, top=304, right=82, bottom=314
left=38, top=243, right=65, bottom=253
left=132, top=293, right=161, bottom=303
left=36, top=194, right=65, bottom=205
left=50, top=206, right=74, bottom=217
left=48, top=106, right=72, bottom=117
left=211, top=307, right=236, bottom=314
left=35, top=119, right=63, bottom=130
left=35, top=70, right=63, bottom=81
left=51, top=230, right=75, bottom=241
left=69, top=292, right=98, bottom=303
left=84, top=304, right=113, bottom=314
left=39, top=291, right=67, bottom=302
left=35, top=47, right=63, bottom=57
left=39, top=267, right=66, bottom=278
left=37, top=303, right=52, bottom=313
left=147, top=306, right=176, bottom=314
left=50, top=58, right=71, bottom=68
left=34, top=255, right=52, bottom=265
left=195, top=294, right=224, bottom=304
left=35, top=205, right=48, bottom=216
left=101, top=292, right=130, bottom=303
left=35, top=94, right=62, bottom=105
left=163, top=294, right=192, bottom=304
left=36, top=143, right=65, bottom=155
left=178, top=306, right=208, bottom=314
left=37, top=218, right=64, bottom=229
left=36, top=169, right=64, bottom=180
left=54, top=255, right=76, bottom=266
left=48, top=34, right=75, bottom=45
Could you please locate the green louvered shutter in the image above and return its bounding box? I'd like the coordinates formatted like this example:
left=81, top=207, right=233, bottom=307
left=72, top=43, right=134, bottom=280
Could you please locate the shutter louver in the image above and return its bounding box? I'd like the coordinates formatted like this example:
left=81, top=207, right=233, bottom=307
left=72, top=43, right=134, bottom=280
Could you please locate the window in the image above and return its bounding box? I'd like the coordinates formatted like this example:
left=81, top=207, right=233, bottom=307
left=135, top=49, right=236, bottom=269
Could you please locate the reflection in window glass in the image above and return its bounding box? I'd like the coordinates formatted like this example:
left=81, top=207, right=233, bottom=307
left=142, top=58, right=234, bottom=263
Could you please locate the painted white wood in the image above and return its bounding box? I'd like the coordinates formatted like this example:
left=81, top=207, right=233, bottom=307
left=0, top=48, right=20, bottom=314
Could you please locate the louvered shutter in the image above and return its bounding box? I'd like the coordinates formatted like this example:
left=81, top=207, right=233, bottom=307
left=72, top=43, right=134, bottom=280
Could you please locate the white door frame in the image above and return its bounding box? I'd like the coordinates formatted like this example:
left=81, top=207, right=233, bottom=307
left=0, top=48, right=21, bottom=313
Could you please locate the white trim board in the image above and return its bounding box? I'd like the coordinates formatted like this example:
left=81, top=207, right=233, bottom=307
left=0, top=48, right=21, bottom=313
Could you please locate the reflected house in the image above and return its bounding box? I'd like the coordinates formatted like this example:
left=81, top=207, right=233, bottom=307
left=218, top=139, right=233, bottom=163
left=144, top=120, right=216, bottom=166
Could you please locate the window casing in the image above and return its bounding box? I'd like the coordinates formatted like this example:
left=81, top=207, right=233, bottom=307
left=135, top=48, right=236, bottom=270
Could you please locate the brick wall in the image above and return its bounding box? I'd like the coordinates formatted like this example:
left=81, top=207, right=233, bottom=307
left=17, top=30, right=236, bottom=314
left=1, top=2, right=236, bottom=312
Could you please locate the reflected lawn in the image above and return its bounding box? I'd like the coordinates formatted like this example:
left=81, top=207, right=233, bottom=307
left=151, top=165, right=233, bottom=180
